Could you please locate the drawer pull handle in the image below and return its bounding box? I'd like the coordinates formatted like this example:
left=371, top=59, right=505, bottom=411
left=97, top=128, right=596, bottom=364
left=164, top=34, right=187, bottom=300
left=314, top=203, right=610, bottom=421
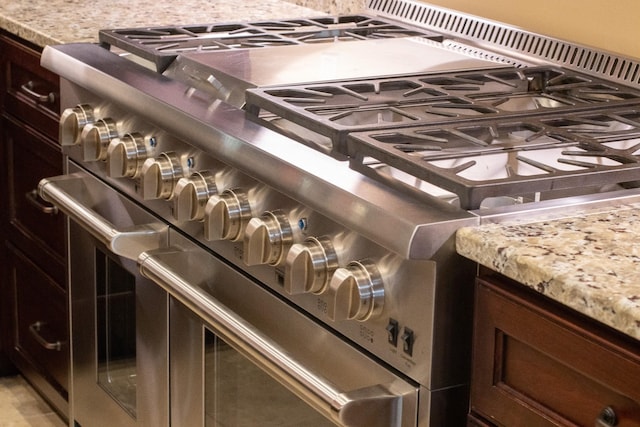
left=20, top=81, right=56, bottom=104
left=596, top=406, right=618, bottom=427
left=26, top=189, right=59, bottom=215
left=28, top=321, right=63, bottom=351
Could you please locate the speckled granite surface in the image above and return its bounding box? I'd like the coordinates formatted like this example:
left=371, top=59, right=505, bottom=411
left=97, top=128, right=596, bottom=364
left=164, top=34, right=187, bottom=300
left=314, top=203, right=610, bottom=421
left=0, top=0, right=364, bottom=47
left=456, top=203, right=640, bottom=341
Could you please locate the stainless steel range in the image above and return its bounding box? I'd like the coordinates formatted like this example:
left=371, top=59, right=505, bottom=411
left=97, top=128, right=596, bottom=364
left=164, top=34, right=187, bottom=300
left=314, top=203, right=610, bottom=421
left=36, top=1, right=640, bottom=426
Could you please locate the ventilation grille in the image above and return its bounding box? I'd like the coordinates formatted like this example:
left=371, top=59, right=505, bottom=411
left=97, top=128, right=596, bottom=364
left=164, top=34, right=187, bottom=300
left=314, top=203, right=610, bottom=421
left=368, top=0, right=640, bottom=88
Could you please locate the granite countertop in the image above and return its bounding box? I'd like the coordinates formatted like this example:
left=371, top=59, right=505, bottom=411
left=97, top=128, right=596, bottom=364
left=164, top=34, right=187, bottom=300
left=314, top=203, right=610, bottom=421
left=456, top=203, right=640, bottom=341
left=0, top=0, right=364, bottom=47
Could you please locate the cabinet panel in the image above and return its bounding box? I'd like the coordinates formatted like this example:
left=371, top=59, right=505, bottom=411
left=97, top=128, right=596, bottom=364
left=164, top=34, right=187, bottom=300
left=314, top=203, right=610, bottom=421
left=4, top=116, right=65, bottom=285
left=470, top=274, right=640, bottom=426
left=0, top=30, right=67, bottom=418
left=7, top=242, right=69, bottom=395
left=1, top=32, right=60, bottom=140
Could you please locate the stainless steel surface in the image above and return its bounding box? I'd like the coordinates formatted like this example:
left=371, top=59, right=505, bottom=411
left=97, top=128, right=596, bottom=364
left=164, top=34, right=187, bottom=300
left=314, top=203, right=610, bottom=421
left=139, top=232, right=418, bottom=427
left=39, top=173, right=168, bottom=260
left=167, top=37, right=506, bottom=106
left=99, top=14, right=444, bottom=72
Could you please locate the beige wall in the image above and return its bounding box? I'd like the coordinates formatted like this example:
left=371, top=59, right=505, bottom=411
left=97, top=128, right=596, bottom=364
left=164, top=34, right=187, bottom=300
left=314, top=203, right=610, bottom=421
left=423, top=0, right=640, bottom=59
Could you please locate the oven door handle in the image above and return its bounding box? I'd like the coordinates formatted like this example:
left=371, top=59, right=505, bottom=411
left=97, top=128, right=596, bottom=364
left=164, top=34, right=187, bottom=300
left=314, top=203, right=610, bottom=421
left=139, top=247, right=407, bottom=427
left=38, top=173, right=168, bottom=260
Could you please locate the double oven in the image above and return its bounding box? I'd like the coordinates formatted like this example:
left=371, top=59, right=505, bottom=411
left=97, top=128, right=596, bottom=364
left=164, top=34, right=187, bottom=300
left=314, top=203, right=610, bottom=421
left=37, top=0, right=640, bottom=426
left=44, top=163, right=417, bottom=427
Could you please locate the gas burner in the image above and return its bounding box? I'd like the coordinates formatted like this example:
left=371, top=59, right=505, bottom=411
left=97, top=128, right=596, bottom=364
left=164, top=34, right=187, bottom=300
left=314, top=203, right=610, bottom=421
left=348, top=108, right=640, bottom=209
left=540, top=110, right=640, bottom=144
left=245, top=66, right=640, bottom=157
left=99, top=15, right=443, bottom=72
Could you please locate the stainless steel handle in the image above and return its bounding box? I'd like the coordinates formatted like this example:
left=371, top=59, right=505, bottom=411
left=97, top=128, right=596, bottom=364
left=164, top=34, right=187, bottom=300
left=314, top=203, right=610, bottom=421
left=38, top=173, right=168, bottom=260
left=28, top=321, right=63, bottom=351
left=139, top=248, right=403, bottom=427
left=20, top=81, right=56, bottom=104
left=25, top=189, right=59, bottom=215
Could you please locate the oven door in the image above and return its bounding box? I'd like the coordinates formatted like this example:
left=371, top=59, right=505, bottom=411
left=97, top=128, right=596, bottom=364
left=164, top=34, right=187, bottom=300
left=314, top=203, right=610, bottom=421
left=139, top=232, right=420, bottom=427
left=39, top=164, right=170, bottom=427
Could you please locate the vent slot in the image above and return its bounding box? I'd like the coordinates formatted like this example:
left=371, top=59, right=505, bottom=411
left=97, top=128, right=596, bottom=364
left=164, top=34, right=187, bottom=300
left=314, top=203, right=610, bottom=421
left=368, top=0, right=640, bottom=88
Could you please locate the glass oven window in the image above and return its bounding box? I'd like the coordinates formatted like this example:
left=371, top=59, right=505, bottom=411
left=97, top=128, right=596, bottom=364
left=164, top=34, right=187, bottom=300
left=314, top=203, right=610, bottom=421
left=96, top=249, right=137, bottom=419
left=204, top=328, right=335, bottom=427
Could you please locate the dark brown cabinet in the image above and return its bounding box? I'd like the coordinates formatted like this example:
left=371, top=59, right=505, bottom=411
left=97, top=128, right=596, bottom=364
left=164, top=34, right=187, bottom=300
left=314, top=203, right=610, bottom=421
left=0, top=30, right=68, bottom=419
left=469, top=270, right=640, bottom=426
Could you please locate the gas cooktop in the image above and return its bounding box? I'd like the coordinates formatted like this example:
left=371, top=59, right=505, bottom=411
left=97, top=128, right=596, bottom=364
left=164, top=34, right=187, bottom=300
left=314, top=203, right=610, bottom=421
left=99, top=14, right=443, bottom=72
left=244, top=66, right=640, bottom=158
left=96, top=9, right=640, bottom=212
left=349, top=106, right=640, bottom=209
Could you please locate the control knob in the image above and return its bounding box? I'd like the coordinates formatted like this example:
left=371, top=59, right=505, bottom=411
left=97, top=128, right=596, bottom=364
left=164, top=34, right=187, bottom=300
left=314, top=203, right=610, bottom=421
left=59, top=104, right=95, bottom=146
left=173, top=171, right=218, bottom=221
left=327, top=260, right=384, bottom=322
left=106, top=133, right=147, bottom=178
left=204, top=189, right=252, bottom=241
left=80, top=118, right=118, bottom=161
left=140, top=152, right=184, bottom=200
left=243, top=210, right=293, bottom=266
left=285, top=236, right=338, bottom=295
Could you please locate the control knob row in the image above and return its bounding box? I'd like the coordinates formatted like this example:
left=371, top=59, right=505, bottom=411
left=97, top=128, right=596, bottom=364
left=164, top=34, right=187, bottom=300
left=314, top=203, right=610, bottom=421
left=60, top=105, right=148, bottom=176
left=60, top=105, right=385, bottom=322
left=285, top=239, right=383, bottom=322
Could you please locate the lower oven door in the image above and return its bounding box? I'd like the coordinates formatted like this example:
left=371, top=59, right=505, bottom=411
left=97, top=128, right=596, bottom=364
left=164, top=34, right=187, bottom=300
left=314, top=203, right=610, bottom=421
left=39, top=164, right=170, bottom=427
left=139, top=232, right=420, bottom=427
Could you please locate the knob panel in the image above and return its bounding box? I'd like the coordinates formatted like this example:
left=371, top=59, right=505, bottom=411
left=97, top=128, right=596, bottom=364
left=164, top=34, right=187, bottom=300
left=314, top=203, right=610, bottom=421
left=327, top=260, right=384, bottom=322
left=285, top=236, right=338, bottom=295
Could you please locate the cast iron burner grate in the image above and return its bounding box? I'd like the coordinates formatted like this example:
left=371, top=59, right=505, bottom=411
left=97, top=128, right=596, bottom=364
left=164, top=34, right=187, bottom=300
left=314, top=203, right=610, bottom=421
left=348, top=107, right=640, bottom=209
left=244, top=66, right=640, bottom=158
left=99, top=15, right=443, bottom=72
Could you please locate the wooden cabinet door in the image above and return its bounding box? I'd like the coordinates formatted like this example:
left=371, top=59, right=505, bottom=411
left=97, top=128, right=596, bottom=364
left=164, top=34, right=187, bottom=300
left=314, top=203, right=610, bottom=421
left=470, top=274, right=640, bottom=426
left=6, top=242, right=69, bottom=393
left=3, top=116, right=65, bottom=284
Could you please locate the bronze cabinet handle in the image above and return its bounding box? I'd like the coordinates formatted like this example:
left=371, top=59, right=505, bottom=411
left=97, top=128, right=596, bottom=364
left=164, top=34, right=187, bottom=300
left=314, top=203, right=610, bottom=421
left=25, top=189, right=59, bottom=215
left=595, top=406, right=618, bottom=427
left=28, top=321, right=63, bottom=351
left=20, top=80, right=56, bottom=104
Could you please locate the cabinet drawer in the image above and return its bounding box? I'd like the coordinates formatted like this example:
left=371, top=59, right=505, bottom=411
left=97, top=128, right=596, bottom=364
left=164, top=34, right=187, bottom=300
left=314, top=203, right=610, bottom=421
left=1, top=33, right=60, bottom=140
left=471, top=275, right=640, bottom=426
left=8, top=243, right=68, bottom=394
left=4, top=116, right=65, bottom=281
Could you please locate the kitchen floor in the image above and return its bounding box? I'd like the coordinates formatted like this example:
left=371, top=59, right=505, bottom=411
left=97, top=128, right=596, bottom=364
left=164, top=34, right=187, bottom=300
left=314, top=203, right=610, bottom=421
left=0, top=375, right=66, bottom=427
